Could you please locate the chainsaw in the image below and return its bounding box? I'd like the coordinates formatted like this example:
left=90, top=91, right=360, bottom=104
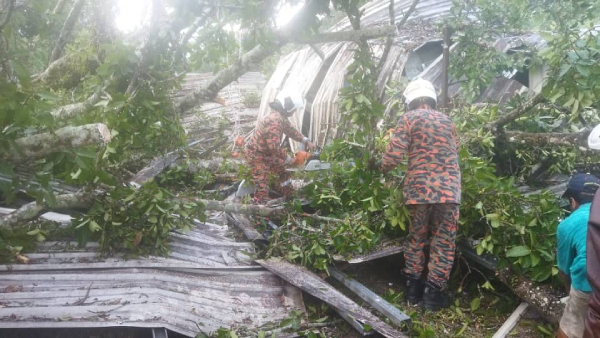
left=286, top=148, right=332, bottom=172
left=236, top=148, right=331, bottom=198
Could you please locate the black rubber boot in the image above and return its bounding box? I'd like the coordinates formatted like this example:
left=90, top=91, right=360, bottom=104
left=422, top=281, right=452, bottom=312
left=404, top=276, right=424, bottom=304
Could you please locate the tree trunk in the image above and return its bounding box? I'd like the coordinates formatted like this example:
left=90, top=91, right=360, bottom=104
left=50, top=90, right=103, bottom=120
left=292, top=25, right=397, bottom=44
left=0, top=191, right=95, bottom=230
left=175, top=0, right=325, bottom=113
left=3, top=123, right=112, bottom=164
left=486, top=93, right=544, bottom=130
left=48, top=0, right=86, bottom=64
left=504, top=129, right=591, bottom=148
left=496, top=267, right=565, bottom=324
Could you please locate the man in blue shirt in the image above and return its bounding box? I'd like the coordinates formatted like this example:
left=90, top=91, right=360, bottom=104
left=557, top=173, right=600, bottom=338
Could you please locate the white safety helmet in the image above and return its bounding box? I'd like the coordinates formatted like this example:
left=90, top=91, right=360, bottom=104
left=589, top=124, right=600, bottom=150
left=275, top=89, right=305, bottom=115
left=403, top=78, right=437, bottom=107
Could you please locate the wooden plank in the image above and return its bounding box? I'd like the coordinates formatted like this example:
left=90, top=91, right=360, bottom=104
left=256, top=259, right=408, bottom=338
left=492, top=302, right=529, bottom=338
left=329, top=266, right=411, bottom=325
left=226, top=212, right=264, bottom=241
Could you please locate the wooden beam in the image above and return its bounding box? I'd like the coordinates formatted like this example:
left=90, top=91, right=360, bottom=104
left=256, top=259, right=408, bottom=338
left=329, top=266, right=411, bottom=326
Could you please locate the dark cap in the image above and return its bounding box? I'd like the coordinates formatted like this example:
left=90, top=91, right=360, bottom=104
left=562, top=173, right=600, bottom=201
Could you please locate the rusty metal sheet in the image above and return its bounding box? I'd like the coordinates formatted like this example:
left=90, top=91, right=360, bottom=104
left=0, top=268, right=305, bottom=337
left=257, top=259, right=408, bottom=338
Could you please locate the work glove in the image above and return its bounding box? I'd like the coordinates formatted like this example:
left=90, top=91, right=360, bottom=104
left=302, top=137, right=316, bottom=151
left=284, top=154, right=293, bottom=166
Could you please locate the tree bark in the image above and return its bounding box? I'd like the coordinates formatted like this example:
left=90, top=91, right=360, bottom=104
left=496, top=267, right=565, bottom=324
left=376, top=0, right=396, bottom=76
left=194, top=198, right=285, bottom=217
left=48, top=0, right=86, bottom=64
left=292, top=25, right=397, bottom=44
left=179, top=158, right=243, bottom=174
left=175, top=0, right=325, bottom=113
left=486, top=93, right=544, bottom=130
left=0, top=191, right=95, bottom=230
left=3, top=123, right=112, bottom=164
left=504, top=129, right=592, bottom=148
left=50, top=90, right=103, bottom=120
left=176, top=41, right=281, bottom=113
left=180, top=8, right=214, bottom=47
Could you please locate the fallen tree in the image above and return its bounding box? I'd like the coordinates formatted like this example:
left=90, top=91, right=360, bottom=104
left=3, top=123, right=112, bottom=163
left=496, top=267, right=565, bottom=324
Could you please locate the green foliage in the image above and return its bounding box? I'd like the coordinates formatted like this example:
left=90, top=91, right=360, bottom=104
left=75, top=183, right=204, bottom=256
left=242, top=92, right=261, bottom=108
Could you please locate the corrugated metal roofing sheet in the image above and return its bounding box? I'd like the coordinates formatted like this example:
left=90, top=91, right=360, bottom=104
left=0, top=268, right=304, bottom=337
left=0, top=217, right=306, bottom=336
left=258, top=0, right=453, bottom=147
left=178, top=72, right=267, bottom=141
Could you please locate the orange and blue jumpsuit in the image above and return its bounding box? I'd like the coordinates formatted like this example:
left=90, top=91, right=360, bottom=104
left=245, top=110, right=306, bottom=204
left=381, top=108, right=461, bottom=289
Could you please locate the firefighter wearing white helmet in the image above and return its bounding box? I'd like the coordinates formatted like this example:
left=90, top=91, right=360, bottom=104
left=245, top=89, right=316, bottom=205
left=378, top=78, right=461, bottom=312
left=403, top=78, right=438, bottom=110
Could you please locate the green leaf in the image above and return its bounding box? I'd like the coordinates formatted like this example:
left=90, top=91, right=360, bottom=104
left=470, top=297, right=481, bottom=312
left=148, top=216, right=158, bottom=223
left=89, top=220, right=102, bottom=232
left=506, top=245, right=531, bottom=258
left=36, top=91, right=61, bottom=101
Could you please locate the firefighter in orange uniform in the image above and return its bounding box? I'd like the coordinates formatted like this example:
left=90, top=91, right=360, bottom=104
left=245, top=90, right=316, bottom=204
left=380, top=79, right=461, bottom=312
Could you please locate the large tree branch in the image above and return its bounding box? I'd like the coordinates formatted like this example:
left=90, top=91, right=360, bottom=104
left=3, top=123, right=112, bottom=164
left=48, top=0, right=86, bottom=64
left=176, top=41, right=280, bottom=113
left=180, top=8, right=214, bottom=47
left=0, top=191, right=95, bottom=230
left=504, top=129, right=592, bottom=148
left=193, top=198, right=285, bottom=217
left=292, top=25, right=397, bottom=44
left=376, top=0, right=396, bottom=76
left=176, top=0, right=325, bottom=113
left=50, top=90, right=103, bottom=120
left=496, top=267, right=564, bottom=324
left=486, top=93, right=544, bottom=130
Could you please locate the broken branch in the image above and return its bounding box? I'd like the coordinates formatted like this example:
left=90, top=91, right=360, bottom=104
left=48, top=0, right=86, bottom=64
left=194, top=198, right=285, bottom=217
left=50, top=89, right=103, bottom=120
left=0, top=191, right=95, bottom=230
left=3, top=123, right=112, bottom=164
left=176, top=0, right=324, bottom=113
left=486, top=93, right=544, bottom=130
left=504, top=129, right=592, bottom=148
